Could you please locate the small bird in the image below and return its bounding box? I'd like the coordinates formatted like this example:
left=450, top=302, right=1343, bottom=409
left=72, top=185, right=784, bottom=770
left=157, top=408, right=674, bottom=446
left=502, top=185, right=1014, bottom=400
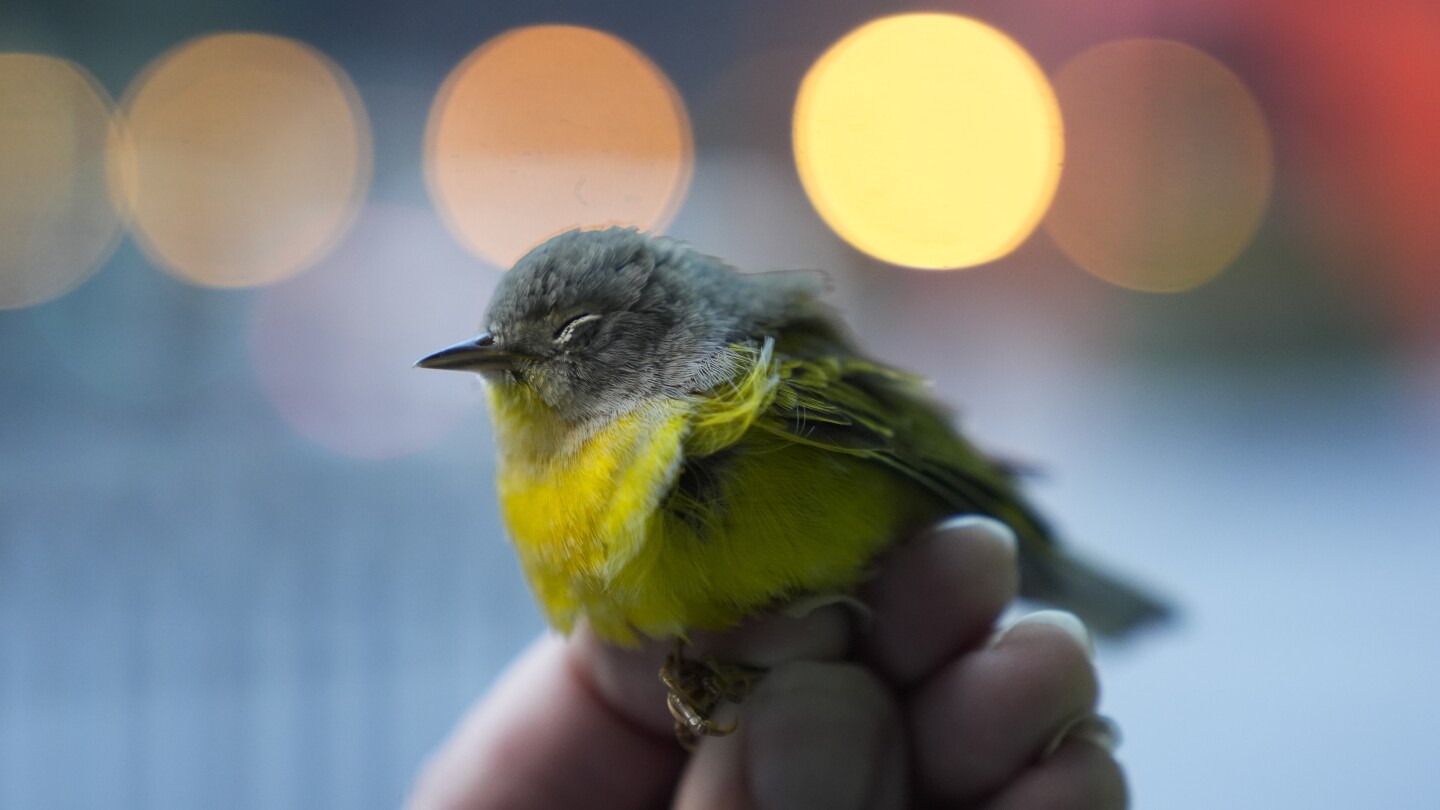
left=418, top=227, right=1167, bottom=745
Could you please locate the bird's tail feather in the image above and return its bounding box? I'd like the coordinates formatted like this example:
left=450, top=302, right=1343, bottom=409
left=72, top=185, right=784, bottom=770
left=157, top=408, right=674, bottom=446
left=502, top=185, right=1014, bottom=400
left=1018, top=550, right=1172, bottom=638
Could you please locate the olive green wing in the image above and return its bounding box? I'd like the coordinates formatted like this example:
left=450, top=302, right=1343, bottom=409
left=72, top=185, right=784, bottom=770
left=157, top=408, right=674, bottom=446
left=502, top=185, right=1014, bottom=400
left=752, top=348, right=1054, bottom=549
left=750, top=335, right=1171, bottom=637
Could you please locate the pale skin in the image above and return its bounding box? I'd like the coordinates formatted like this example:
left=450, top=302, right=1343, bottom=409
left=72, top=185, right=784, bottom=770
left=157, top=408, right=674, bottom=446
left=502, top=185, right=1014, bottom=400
left=406, top=517, right=1128, bottom=809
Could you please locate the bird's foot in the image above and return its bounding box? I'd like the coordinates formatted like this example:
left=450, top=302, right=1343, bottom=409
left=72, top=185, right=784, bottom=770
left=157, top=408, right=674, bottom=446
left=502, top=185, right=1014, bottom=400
left=660, top=643, right=761, bottom=751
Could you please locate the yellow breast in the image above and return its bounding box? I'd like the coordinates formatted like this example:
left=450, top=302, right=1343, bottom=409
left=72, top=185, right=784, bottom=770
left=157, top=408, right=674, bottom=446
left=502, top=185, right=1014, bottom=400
left=486, top=382, right=690, bottom=638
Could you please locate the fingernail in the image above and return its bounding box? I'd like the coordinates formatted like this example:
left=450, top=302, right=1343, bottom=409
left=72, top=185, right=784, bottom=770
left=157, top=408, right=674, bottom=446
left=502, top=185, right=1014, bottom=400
left=992, top=609, right=1095, bottom=661
left=1044, top=712, right=1121, bottom=757
left=934, top=515, right=1018, bottom=557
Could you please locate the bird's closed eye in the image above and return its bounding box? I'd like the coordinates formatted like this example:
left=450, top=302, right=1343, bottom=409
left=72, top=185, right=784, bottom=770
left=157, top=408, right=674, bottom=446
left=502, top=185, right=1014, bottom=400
left=554, top=313, right=601, bottom=344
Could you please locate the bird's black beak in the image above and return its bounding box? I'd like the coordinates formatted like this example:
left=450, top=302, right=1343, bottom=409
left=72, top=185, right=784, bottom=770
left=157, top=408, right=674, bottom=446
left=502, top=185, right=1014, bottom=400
left=414, top=333, right=524, bottom=372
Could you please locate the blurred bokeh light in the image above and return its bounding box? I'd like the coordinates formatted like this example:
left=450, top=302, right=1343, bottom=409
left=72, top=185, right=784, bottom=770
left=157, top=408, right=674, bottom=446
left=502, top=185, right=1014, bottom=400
left=1044, top=39, right=1273, bottom=293
left=1242, top=1, right=1440, bottom=345
left=248, top=204, right=497, bottom=459
left=425, top=25, right=693, bottom=268
left=109, top=33, right=371, bottom=289
left=0, top=54, right=123, bottom=309
left=793, top=13, right=1062, bottom=270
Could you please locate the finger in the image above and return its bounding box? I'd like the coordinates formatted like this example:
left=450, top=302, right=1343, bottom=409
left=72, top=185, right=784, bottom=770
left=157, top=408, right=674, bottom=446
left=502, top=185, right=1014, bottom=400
left=692, top=597, right=853, bottom=667
left=577, top=604, right=854, bottom=738
left=405, top=634, right=683, bottom=810
left=861, top=516, right=1020, bottom=686
left=910, top=611, right=1099, bottom=804
left=674, top=661, right=907, bottom=810
left=981, top=734, right=1127, bottom=810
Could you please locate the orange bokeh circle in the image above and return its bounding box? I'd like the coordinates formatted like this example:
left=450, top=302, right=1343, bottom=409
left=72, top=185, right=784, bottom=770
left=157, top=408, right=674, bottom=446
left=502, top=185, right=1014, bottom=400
left=426, top=25, right=693, bottom=268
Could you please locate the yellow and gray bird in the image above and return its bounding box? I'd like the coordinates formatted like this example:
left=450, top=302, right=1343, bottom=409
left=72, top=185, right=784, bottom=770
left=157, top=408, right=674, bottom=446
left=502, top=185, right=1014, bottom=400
left=418, top=227, right=1167, bottom=741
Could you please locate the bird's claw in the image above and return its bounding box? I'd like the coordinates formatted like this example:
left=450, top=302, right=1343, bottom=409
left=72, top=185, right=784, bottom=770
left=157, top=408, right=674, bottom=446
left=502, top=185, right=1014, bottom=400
left=660, top=643, right=758, bottom=751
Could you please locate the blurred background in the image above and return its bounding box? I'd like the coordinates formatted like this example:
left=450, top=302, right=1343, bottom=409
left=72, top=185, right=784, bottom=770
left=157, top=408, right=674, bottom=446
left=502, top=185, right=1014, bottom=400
left=3, top=0, right=1438, bottom=807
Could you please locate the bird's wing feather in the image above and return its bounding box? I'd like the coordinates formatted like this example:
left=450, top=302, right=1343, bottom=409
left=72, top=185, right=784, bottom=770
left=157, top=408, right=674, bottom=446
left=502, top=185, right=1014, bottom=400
left=679, top=333, right=1054, bottom=551
left=677, top=332, right=1171, bottom=636
left=753, top=351, right=1056, bottom=550
left=747, top=333, right=1173, bottom=635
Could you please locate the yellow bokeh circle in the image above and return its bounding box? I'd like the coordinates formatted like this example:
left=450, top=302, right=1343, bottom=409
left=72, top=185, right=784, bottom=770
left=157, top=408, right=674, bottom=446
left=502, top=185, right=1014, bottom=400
left=110, top=33, right=371, bottom=288
left=0, top=54, right=123, bottom=309
left=794, top=13, right=1063, bottom=270
left=1043, top=39, right=1274, bottom=292
left=425, top=25, right=694, bottom=268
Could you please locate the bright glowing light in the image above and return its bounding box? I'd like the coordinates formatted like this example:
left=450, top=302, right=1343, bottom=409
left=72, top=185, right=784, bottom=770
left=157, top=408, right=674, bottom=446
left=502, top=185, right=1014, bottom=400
left=249, top=205, right=498, bottom=460
left=1043, top=39, right=1274, bottom=293
left=110, top=33, right=370, bottom=288
left=0, top=54, right=123, bottom=309
left=793, top=13, right=1062, bottom=270
left=425, top=25, right=693, bottom=268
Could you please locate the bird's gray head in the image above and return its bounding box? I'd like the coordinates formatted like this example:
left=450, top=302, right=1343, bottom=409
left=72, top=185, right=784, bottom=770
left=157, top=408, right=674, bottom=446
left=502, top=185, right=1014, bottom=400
left=417, top=227, right=823, bottom=422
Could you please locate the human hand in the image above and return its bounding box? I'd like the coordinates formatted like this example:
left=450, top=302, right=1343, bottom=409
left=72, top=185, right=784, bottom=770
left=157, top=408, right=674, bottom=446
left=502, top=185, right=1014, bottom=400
left=405, top=517, right=1127, bottom=809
